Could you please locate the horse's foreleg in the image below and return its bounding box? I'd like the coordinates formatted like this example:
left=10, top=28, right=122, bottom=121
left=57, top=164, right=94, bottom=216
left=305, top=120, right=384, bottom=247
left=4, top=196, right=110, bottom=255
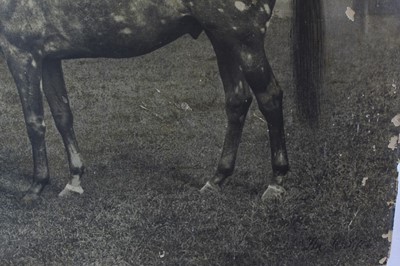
left=4, top=50, right=49, bottom=201
left=237, top=40, right=289, bottom=202
left=42, top=59, right=84, bottom=197
left=201, top=35, right=253, bottom=193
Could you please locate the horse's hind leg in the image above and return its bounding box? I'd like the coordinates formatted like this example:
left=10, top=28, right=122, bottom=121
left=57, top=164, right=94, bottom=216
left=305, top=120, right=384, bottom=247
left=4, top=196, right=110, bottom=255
left=42, top=59, right=84, bottom=197
left=3, top=49, right=49, bottom=201
left=200, top=35, right=253, bottom=193
left=201, top=31, right=289, bottom=201
left=237, top=37, right=289, bottom=202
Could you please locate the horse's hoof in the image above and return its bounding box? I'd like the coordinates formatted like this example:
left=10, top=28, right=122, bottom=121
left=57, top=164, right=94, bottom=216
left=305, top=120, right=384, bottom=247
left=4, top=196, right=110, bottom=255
left=21, top=192, right=40, bottom=204
left=261, top=185, right=286, bottom=203
left=21, top=182, right=47, bottom=203
left=200, top=181, right=221, bottom=194
left=58, top=183, right=84, bottom=197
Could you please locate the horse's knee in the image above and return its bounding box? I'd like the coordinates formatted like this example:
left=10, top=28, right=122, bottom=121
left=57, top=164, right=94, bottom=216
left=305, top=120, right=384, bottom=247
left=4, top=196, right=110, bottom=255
left=256, top=90, right=283, bottom=114
left=239, top=53, right=277, bottom=96
left=237, top=49, right=284, bottom=123
left=272, top=150, right=289, bottom=174
left=217, top=156, right=235, bottom=177
left=239, top=50, right=263, bottom=73
left=241, top=61, right=283, bottom=119
left=225, top=91, right=253, bottom=122
left=26, top=115, right=46, bottom=139
left=53, top=112, right=73, bottom=131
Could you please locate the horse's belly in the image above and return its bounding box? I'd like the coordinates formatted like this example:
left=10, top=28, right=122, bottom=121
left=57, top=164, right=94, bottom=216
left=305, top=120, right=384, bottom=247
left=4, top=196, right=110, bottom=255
left=1, top=0, right=195, bottom=59
left=62, top=19, right=197, bottom=59
left=42, top=23, right=191, bottom=59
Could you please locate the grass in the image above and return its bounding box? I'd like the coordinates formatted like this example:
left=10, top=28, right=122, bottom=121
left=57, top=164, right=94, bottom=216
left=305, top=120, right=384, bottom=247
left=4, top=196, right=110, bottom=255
left=0, top=16, right=399, bottom=265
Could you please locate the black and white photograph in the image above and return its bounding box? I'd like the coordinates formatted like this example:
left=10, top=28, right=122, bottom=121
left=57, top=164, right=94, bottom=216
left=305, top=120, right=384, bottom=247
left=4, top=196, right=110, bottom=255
left=0, top=0, right=399, bottom=265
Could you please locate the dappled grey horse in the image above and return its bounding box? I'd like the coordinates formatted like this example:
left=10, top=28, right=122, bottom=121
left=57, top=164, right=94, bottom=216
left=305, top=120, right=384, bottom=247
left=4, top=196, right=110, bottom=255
left=0, top=0, right=323, bottom=202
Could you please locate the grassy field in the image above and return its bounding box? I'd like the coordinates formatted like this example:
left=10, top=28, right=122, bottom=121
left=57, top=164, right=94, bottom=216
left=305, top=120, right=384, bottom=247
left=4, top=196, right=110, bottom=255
left=0, top=15, right=399, bottom=265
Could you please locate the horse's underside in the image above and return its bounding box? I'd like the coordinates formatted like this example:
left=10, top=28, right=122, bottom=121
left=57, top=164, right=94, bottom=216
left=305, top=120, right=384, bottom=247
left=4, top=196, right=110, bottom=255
left=0, top=0, right=289, bottom=202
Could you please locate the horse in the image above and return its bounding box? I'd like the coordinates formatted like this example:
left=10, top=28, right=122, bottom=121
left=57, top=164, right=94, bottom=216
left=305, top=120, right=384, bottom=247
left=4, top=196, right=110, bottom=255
left=0, top=0, right=324, bottom=202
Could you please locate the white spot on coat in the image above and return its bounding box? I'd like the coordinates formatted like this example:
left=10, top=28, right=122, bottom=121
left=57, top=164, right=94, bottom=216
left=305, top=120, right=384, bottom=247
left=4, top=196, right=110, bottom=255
left=120, top=28, right=133, bottom=34
left=31, top=59, right=37, bottom=68
left=46, top=42, right=57, bottom=52
left=345, top=7, right=355, bottom=22
left=62, top=96, right=68, bottom=104
left=234, top=1, right=247, bottom=11
left=232, top=26, right=238, bottom=30
left=113, top=15, right=126, bottom=22
left=263, top=4, right=271, bottom=16
left=217, top=8, right=224, bottom=13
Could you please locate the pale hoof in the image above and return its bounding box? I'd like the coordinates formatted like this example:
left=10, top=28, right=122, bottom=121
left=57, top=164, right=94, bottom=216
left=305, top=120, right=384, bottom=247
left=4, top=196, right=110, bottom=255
left=261, top=185, right=286, bottom=203
left=200, top=181, right=221, bottom=194
left=59, top=183, right=84, bottom=197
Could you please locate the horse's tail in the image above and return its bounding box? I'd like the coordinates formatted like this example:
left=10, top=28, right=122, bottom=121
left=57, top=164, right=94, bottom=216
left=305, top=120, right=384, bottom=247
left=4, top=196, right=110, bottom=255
left=292, top=0, right=324, bottom=126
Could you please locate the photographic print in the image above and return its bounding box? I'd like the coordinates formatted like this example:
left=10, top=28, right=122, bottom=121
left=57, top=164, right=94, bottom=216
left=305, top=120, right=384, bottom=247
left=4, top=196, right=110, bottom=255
left=0, top=0, right=399, bottom=265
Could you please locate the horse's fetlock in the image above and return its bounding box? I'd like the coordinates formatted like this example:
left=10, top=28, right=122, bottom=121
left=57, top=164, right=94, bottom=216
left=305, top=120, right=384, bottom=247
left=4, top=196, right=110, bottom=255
left=217, top=158, right=235, bottom=177
left=272, top=151, right=289, bottom=174
left=71, top=166, right=84, bottom=177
